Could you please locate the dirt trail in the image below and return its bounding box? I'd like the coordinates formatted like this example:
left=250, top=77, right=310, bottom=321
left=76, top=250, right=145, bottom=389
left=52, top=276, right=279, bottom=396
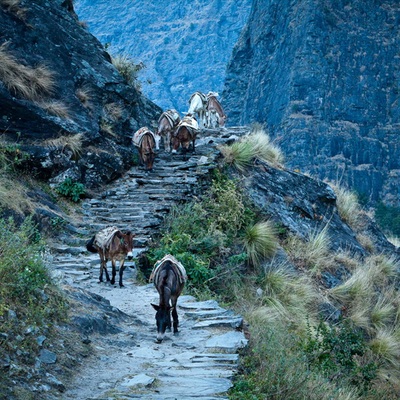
left=51, top=127, right=250, bottom=400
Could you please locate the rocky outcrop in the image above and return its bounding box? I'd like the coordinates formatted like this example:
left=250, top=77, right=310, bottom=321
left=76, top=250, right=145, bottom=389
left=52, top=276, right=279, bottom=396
left=74, top=0, right=252, bottom=113
left=223, top=0, right=400, bottom=206
left=0, top=0, right=161, bottom=188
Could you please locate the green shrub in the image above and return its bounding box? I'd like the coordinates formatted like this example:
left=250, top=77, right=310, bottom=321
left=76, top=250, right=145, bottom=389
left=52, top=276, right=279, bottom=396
left=111, top=54, right=145, bottom=89
left=375, top=202, right=400, bottom=236
left=145, top=173, right=256, bottom=292
left=56, top=177, right=85, bottom=202
left=303, top=319, right=377, bottom=393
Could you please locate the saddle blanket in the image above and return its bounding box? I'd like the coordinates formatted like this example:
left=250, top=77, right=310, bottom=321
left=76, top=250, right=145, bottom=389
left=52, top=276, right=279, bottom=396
left=189, top=91, right=207, bottom=105
left=149, top=254, right=188, bottom=285
left=94, top=226, right=119, bottom=250
left=159, top=109, right=180, bottom=126
left=132, top=127, right=155, bottom=147
left=178, top=116, right=199, bottom=131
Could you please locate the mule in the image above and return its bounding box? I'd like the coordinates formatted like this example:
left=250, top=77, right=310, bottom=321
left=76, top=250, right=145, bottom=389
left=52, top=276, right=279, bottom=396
left=132, top=127, right=160, bottom=171
left=157, top=109, right=180, bottom=152
left=187, top=91, right=207, bottom=128
left=171, top=116, right=199, bottom=160
left=206, top=93, right=227, bottom=128
left=150, top=255, right=187, bottom=343
left=86, top=226, right=134, bottom=288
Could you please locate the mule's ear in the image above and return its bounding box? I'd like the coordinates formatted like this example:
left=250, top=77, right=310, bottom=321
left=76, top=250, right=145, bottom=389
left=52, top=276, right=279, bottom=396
left=151, top=303, right=160, bottom=311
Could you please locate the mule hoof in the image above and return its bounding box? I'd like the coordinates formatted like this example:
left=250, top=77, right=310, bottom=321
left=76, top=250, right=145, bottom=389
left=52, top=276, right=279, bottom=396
left=155, top=339, right=163, bottom=344
left=110, top=280, right=115, bottom=285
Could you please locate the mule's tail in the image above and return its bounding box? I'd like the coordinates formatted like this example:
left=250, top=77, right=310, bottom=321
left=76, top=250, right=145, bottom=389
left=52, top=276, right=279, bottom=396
left=86, top=235, right=97, bottom=253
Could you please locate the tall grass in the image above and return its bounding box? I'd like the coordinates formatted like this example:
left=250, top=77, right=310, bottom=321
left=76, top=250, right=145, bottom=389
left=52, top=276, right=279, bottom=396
left=219, top=128, right=284, bottom=171
left=44, top=133, right=83, bottom=159
left=286, top=225, right=332, bottom=275
left=0, top=43, right=55, bottom=101
left=111, top=54, right=145, bottom=89
left=243, top=221, right=277, bottom=267
left=327, top=181, right=362, bottom=230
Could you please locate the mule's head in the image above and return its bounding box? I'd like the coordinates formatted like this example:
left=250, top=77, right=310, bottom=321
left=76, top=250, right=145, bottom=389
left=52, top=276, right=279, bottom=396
left=151, top=304, right=172, bottom=342
left=118, top=230, right=134, bottom=259
left=171, top=133, right=180, bottom=153
left=154, top=131, right=161, bottom=151
left=219, top=114, right=227, bottom=127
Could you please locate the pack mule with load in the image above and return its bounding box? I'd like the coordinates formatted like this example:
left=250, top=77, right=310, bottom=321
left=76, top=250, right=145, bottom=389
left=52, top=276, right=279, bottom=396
left=150, top=254, right=187, bottom=343
left=132, top=127, right=161, bottom=171
left=157, top=109, right=181, bottom=152
left=86, top=226, right=134, bottom=287
left=171, top=115, right=199, bottom=160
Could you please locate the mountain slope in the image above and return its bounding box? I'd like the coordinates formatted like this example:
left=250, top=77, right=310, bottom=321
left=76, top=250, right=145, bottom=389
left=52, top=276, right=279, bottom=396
left=222, top=0, right=400, bottom=206
left=75, top=0, right=252, bottom=113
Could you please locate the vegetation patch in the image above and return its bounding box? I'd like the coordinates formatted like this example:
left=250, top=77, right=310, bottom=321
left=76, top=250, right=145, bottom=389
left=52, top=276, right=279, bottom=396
left=56, top=178, right=85, bottom=202
left=0, top=217, right=67, bottom=394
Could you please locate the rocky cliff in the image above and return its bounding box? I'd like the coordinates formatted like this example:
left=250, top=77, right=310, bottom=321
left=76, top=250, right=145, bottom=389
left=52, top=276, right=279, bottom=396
left=0, top=0, right=161, bottom=188
left=223, top=0, right=400, bottom=207
left=74, top=0, right=252, bottom=113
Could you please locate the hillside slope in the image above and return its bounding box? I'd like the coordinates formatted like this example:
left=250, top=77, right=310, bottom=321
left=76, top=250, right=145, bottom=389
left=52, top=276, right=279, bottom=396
left=222, top=0, right=400, bottom=207
left=75, top=0, right=252, bottom=113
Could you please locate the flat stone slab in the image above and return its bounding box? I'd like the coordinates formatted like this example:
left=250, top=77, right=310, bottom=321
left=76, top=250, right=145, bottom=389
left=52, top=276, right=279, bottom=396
left=156, top=376, right=232, bottom=397
left=119, top=373, right=155, bottom=388
left=206, top=331, right=248, bottom=352
left=193, top=316, right=243, bottom=329
left=179, top=300, right=221, bottom=310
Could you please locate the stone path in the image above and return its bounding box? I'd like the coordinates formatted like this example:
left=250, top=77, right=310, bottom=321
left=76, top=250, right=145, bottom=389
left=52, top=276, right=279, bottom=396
left=50, top=127, right=250, bottom=399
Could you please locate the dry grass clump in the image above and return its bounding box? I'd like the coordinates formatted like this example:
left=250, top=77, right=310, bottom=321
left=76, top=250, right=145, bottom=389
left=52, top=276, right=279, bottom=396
left=254, top=266, right=320, bottom=327
left=104, top=102, right=123, bottom=121
left=0, top=174, right=34, bottom=214
left=326, top=180, right=363, bottom=230
left=43, top=133, right=83, bottom=158
left=111, top=54, right=145, bottom=88
left=36, top=100, right=70, bottom=119
left=75, top=86, right=92, bottom=109
left=0, top=0, right=27, bottom=20
left=0, top=43, right=55, bottom=100
left=286, top=225, right=332, bottom=275
left=387, top=235, right=400, bottom=249
left=219, top=128, right=284, bottom=172
left=243, top=220, right=277, bottom=267
left=327, top=253, right=400, bottom=388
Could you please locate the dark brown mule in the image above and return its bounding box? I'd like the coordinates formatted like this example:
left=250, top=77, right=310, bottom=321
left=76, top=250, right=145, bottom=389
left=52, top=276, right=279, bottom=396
left=132, top=127, right=160, bottom=171
left=150, top=255, right=187, bottom=343
left=86, top=227, right=134, bottom=288
left=206, top=94, right=227, bottom=128
left=157, top=109, right=180, bottom=152
left=171, top=116, right=199, bottom=160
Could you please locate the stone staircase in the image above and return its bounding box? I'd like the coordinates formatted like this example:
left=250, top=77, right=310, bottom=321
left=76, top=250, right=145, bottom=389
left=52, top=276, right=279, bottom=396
left=49, top=126, right=250, bottom=400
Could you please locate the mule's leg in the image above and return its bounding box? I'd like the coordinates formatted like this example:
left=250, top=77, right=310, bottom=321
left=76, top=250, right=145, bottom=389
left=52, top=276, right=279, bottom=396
left=171, top=298, right=179, bottom=334
left=119, top=260, right=126, bottom=287
left=110, top=259, right=117, bottom=285
left=99, top=252, right=106, bottom=283
left=165, top=131, right=171, bottom=153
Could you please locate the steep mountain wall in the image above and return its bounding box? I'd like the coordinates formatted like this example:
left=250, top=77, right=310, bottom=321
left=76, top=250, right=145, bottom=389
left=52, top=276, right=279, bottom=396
left=223, top=0, right=400, bottom=206
left=0, top=0, right=161, bottom=188
left=75, top=0, right=252, bottom=113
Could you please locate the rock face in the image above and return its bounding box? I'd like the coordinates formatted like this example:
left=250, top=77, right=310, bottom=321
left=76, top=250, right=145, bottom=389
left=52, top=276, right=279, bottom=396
left=0, top=0, right=161, bottom=188
left=74, top=0, right=252, bottom=113
left=223, top=0, right=400, bottom=206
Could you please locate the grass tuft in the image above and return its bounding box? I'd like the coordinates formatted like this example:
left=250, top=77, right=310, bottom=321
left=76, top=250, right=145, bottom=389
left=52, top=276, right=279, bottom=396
left=327, top=181, right=362, bottom=230
left=43, top=133, right=83, bottom=159
left=243, top=220, right=277, bottom=266
left=0, top=43, right=55, bottom=100
left=219, top=128, right=284, bottom=172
